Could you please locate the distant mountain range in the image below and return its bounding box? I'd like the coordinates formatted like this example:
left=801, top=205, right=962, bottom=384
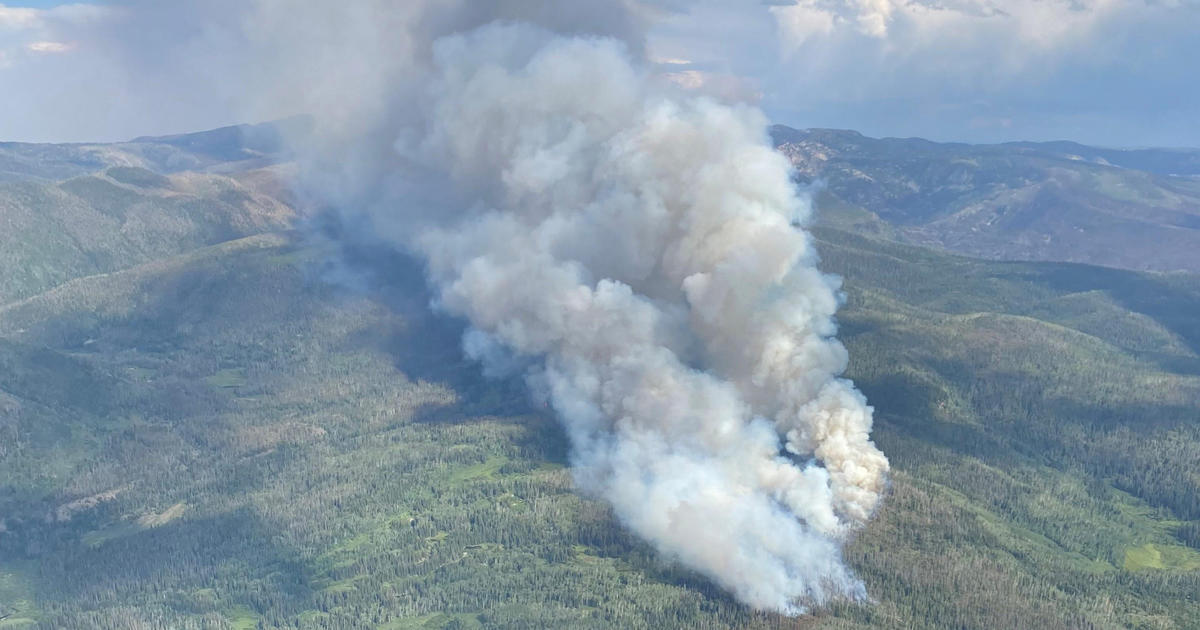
left=0, top=118, right=310, bottom=183
left=8, top=118, right=1194, bottom=273
left=0, top=124, right=299, bottom=306
left=772, top=126, right=1200, bottom=273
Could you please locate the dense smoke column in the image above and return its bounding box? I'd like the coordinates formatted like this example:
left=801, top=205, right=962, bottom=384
left=373, top=24, right=890, bottom=613
left=193, top=0, right=890, bottom=613
left=8, top=0, right=885, bottom=615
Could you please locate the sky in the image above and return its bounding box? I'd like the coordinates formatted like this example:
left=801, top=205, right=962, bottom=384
left=0, top=0, right=1197, bottom=146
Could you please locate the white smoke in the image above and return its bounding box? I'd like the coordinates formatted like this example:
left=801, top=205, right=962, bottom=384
left=359, top=23, right=889, bottom=612
left=53, top=0, right=889, bottom=613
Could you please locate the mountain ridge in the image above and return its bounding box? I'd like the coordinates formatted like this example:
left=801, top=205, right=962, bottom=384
left=772, top=125, right=1200, bottom=274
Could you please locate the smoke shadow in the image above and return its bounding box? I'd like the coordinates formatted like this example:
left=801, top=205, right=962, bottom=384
left=307, top=210, right=537, bottom=422
left=302, top=216, right=805, bottom=613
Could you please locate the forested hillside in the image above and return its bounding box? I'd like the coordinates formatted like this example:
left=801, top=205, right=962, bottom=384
left=773, top=126, right=1200, bottom=274
left=0, top=122, right=300, bottom=305
left=0, top=130, right=1198, bottom=629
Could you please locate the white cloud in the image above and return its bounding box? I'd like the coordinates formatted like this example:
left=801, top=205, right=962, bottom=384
left=771, top=0, right=1143, bottom=63
left=757, top=0, right=1198, bottom=101
left=0, top=2, right=107, bottom=30
left=26, top=40, right=72, bottom=54
left=641, top=0, right=1200, bottom=145
left=0, top=6, right=40, bottom=30
left=0, top=3, right=109, bottom=51
left=772, top=4, right=834, bottom=43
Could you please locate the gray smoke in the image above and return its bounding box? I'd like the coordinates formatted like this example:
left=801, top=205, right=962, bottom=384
left=388, top=25, right=888, bottom=611
left=84, top=0, right=890, bottom=613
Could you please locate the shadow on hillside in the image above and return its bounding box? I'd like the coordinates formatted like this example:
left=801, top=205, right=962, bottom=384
left=309, top=213, right=536, bottom=421
left=1034, top=264, right=1200, bottom=360
left=21, top=507, right=317, bottom=621
left=1137, top=352, right=1200, bottom=377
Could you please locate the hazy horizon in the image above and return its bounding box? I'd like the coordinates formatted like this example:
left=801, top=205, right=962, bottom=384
left=0, top=1, right=1197, bottom=147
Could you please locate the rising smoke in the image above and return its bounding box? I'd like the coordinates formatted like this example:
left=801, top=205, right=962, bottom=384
left=394, top=24, right=889, bottom=611
left=119, top=0, right=891, bottom=613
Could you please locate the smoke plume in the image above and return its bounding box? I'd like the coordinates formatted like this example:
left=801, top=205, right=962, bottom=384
left=85, top=0, right=889, bottom=613
left=354, top=22, right=888, bottom=612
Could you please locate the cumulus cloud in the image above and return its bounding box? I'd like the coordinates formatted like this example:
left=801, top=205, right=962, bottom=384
left=757, top=0, right=1200, bottom=143
left=771, top=0, right=1128, bottom=59
left=641, top=0, right=1200, bottom=145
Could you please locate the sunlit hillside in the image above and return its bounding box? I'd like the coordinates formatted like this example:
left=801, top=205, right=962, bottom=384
left=0, top=130, right=1197, bottom=627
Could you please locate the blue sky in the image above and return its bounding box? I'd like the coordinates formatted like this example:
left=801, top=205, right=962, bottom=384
left=0, top=0, right=1197, bottom=146
left=20, top=1, right=94, bottom=6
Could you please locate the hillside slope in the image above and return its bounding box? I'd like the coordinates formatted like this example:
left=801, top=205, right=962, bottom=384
left=0, top=121, right=304, bottom=183
left=0, top=164, right=294, bottom=306
left=1, top=125, right=1197, bottom=628
left=0, top=224, right=1197, bottom=629
left=773, top=126, right=1200, bottom=273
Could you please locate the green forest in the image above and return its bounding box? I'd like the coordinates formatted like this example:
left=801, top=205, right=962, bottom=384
left=1, top=203, right=1197, bottom=628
